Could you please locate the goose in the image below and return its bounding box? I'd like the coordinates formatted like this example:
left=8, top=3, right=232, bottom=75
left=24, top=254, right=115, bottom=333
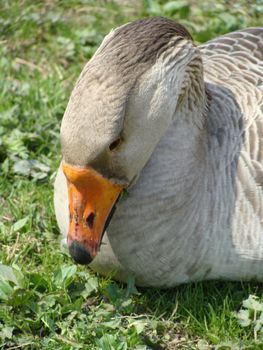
left=54, top=17, right=263, bottom=287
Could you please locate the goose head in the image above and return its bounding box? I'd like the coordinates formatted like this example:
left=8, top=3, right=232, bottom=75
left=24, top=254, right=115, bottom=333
left=60, top=17, right=201, bottom=265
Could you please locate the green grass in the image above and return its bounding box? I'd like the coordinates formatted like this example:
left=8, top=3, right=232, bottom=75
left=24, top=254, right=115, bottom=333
left=1, top=0, right=263, bottom=349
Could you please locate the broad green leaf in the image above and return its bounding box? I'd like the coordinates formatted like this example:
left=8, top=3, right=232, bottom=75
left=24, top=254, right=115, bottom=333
left=54, top=264, right=77, bottom=287
left=13, top=159, right=32, bottom=176
left=0, top=326, right=14, bottom=340
left=235, top=309, right=251, bottom=327
left=129, top=319, right=147, bottom=334
left=101, top=318, right=121, bottom=329
left=96, top=334, right=127, bottom=350
left=1, top=158, right=9, bottom=174
left=0, top=280, right=14, bottom=300
left=243, top=295, right=263, bottom=312
left=0, top=264, right=19, bottom=285
left=39, top=295, right=56, bottom=309
left=13, top=216, right=29, bottom=232
left=82, top=277, right=98, bottom=297
left=13, top=159, right=50, bottom=179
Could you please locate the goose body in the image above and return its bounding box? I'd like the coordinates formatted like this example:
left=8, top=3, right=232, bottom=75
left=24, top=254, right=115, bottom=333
left=54, top=18, right=263, bottom=287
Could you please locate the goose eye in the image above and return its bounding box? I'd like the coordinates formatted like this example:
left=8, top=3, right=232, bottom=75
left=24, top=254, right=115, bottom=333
left=109, top=138, right=122, bottom=151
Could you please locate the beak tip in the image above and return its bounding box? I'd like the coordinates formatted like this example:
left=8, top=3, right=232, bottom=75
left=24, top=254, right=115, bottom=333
left=68, top=240, right=94, bottom=265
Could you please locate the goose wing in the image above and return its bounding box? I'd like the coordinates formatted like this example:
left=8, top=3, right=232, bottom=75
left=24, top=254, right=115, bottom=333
left=200, top=29, right=263, bottom=233
left=200, top=28, right=263, bottom=164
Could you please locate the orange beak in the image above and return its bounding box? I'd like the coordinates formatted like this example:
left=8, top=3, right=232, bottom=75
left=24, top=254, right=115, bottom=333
left=62, top=162, right=124, bottom=264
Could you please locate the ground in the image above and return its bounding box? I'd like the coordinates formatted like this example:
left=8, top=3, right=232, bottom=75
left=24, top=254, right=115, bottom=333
left=0, top=0, right=263, bottom=349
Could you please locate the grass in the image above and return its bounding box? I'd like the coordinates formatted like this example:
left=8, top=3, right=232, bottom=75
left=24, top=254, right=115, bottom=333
left=0, top=0, right=263, bottom=349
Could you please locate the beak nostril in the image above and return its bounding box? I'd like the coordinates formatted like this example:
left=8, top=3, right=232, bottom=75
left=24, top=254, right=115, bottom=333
left=86, top=212, right=95, bottom=229
left=69, top=240, right=93, bottom=265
